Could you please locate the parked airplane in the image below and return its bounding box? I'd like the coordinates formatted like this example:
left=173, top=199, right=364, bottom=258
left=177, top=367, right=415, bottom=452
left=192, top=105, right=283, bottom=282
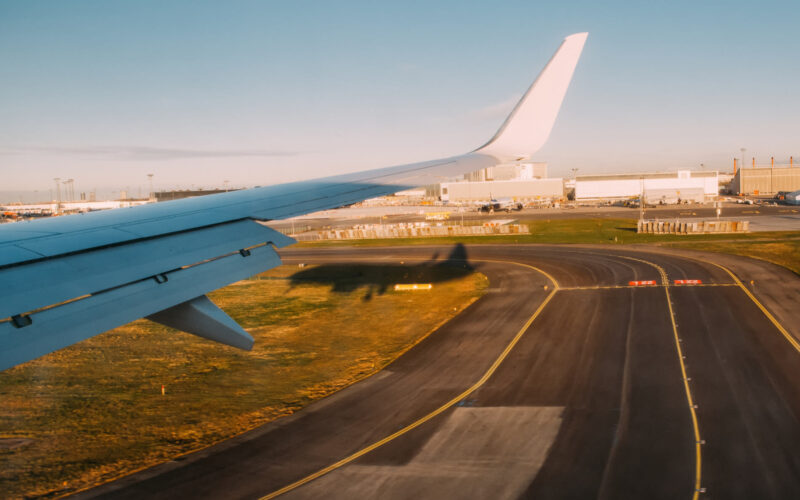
left=0, top=33, right=588, bottom=370
left=478, top=197, right=524, bottom=213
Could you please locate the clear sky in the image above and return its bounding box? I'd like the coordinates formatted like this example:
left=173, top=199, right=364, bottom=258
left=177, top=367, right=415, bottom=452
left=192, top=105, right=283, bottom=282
left=1, top=0, right=798, bottom=202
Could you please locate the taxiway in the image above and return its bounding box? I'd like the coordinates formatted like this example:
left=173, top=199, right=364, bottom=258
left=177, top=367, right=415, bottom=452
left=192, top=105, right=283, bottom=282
left=76, top=245, right=800, bottom=500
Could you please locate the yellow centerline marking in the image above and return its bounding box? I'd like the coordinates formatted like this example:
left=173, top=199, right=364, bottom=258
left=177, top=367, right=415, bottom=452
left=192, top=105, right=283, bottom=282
left=261, top=259, right=559, bottom=499
left=558, top=283, right=736, bottom=291
left=616, top=255, right=703, bottom=499
left=672, top=283, right=736, bottom=287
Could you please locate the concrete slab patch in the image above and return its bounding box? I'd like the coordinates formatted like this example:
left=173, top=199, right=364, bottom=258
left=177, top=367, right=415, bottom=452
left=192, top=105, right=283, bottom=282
left=285, top=406, right=563, bottom=499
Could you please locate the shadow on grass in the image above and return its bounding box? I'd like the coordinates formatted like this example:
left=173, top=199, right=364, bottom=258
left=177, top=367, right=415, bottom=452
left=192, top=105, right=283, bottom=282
left=289, top=243, right=475, bottom=300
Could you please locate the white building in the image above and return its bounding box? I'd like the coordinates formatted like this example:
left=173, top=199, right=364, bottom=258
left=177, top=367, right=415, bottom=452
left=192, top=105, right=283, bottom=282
left=440, top=178, right=563, bottom=202
left=575, top=170, right=719, bottom=203
left=464, top=162, right=547, bottom=182
left=0, top=200, right=150, bottom=215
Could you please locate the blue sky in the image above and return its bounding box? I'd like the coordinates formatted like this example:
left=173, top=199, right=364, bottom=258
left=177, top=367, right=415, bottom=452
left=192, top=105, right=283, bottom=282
left=1, top=0, right=798, bottom=201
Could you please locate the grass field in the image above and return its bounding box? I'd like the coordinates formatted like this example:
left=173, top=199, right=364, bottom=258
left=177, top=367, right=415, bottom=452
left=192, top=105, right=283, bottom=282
left=298, top=217, right=800, bottom=247
left=0, top=263, right=486, bottom=499
left=523, top=220, right=800, bottom=275
left=298, top=218, right=800, bottom=275
left=663, top=240, right=800, bottom=275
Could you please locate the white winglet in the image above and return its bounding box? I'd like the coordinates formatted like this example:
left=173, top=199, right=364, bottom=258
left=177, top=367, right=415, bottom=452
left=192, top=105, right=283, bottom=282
left=477, top=32, right=588, bottom=161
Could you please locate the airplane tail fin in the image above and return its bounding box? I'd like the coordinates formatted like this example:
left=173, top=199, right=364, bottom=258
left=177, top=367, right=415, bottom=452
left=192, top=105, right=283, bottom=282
left=444, top=243, right=473, bottom=270
left=476, top=32, right=587, bottom=162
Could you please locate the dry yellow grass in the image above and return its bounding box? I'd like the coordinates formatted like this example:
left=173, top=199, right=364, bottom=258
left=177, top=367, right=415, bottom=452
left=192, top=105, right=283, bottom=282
left=664, top=240, right=800, bottom=275
left=0, top=263, right=486, bottom=499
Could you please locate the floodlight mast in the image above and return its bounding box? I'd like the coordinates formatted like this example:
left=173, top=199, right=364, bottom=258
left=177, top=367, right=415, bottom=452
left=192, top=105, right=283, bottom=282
left=639, top=176, right=645, bottom=221
left=571, top=168, right=579, bottom=204
left=53, top=178, right=61, bottom=214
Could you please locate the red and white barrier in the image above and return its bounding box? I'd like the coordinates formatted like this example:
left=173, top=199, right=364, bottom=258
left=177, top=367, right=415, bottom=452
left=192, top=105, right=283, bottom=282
left=674, top=279, right=702, bottom=285
left=628, top=280, right=657, bottom=286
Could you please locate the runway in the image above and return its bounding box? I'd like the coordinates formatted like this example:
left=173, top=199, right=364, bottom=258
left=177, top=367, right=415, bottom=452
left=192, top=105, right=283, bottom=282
left=76, top=245, right=800, bottom=500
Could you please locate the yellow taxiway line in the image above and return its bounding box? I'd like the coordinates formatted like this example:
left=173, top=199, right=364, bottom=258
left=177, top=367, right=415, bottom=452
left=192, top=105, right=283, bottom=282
left=617, top=255, right=704, bottom=499
left=261, top=259, right=559, bottom=499
left=684, top=256, right=800, bottom=355
left=558, top=283, right=737, bottom=291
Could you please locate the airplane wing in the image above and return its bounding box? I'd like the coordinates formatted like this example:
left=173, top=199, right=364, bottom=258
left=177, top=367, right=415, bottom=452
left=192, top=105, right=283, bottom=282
left=0, top=33, right=587, bottom=370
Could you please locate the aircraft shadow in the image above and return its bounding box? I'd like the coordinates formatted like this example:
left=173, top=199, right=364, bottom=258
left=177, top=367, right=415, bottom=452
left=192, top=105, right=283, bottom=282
left=288, top=244, right=476, bottom=301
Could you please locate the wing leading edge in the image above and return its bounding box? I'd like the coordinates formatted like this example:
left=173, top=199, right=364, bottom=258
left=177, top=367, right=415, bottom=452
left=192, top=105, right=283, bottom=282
left=0, top=33, right=587, bottom=370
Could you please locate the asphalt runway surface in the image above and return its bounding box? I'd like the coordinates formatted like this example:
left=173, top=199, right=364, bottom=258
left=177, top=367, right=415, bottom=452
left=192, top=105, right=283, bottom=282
left=76, top=245, right=800, bottom=500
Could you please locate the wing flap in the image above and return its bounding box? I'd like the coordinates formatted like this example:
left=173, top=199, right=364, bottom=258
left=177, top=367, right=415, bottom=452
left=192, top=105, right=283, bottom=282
left=0, top=242, right=281, bottom=371
left=0, top=220, right=293, bottom=320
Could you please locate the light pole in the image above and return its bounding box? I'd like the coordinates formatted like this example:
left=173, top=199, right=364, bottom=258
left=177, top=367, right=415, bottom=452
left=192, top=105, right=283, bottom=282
left=571, top=168, right=579, bottom=203
left=770, top=159, right=774, bottom=194
left=147, top=174, right=154, bottom=201
left=147, top=174, right=154, bottom=199
left=53, top=177, right=61, bottom=214
left=639, top=176, right=645, bottom=221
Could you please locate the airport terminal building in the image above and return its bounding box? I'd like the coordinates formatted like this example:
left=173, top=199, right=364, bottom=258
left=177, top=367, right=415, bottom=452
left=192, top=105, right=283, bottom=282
left=574, top=170, right=719, bottom=203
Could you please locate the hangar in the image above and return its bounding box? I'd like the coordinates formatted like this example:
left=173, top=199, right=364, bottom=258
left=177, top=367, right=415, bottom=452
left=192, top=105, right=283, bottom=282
left=440, top=178, right=564, bottom=203
left=574, top=170, right=719, bottom=203
left=729, top=167, right=800, bottom=196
